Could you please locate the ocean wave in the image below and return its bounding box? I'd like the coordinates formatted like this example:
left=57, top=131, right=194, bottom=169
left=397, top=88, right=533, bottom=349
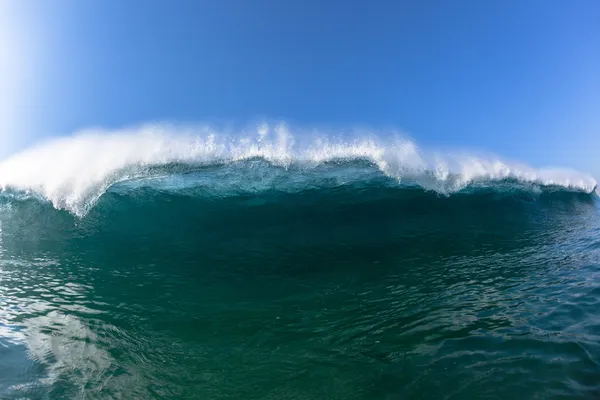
left=0, top=123, right=596, bottom=217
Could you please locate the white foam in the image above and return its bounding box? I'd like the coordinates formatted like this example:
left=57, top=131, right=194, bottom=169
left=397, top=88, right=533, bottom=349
left=0, top=122, right=596, bottom=216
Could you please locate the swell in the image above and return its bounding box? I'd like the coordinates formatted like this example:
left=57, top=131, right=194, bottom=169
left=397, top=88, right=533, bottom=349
left=0, top=123, right=596, bottom=216
left=1, top=178, right=596, bottom=271
left=0, top=174, right=596, bottom=228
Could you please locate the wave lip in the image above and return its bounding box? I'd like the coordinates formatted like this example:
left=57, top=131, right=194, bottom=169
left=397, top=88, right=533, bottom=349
left=0, top=123, right=596, bottom=216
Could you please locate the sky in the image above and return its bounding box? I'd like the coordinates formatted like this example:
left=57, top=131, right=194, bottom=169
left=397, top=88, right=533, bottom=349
left=1, top=0, right=599, bottom=173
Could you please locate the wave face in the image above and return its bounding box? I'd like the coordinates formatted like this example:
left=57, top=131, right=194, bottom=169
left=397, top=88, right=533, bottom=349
left=1, top=124, right=600, bottom=399
left=0, top=123, right=596, bottom=216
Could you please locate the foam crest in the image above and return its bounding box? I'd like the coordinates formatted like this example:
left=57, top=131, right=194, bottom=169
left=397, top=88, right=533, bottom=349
left=0, top=123, right=596, bottom=216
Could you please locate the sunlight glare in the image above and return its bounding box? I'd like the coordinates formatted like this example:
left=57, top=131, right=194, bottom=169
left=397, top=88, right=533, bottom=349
left=0, top=1, right=32, bottom=153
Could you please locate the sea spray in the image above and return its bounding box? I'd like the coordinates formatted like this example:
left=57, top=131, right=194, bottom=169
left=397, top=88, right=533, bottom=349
left=0, top=123, right=596, bottom=216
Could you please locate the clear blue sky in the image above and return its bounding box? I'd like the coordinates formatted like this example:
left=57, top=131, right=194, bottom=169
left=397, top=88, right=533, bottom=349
left=2, top=0, right=599, bottom=173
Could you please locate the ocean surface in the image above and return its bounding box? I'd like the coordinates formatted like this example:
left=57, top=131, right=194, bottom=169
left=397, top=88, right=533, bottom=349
left=1, top=126, right=600, bottom=399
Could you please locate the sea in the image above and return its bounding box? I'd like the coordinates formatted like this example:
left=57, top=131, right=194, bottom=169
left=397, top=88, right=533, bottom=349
left=0, top=124, right=599, bottom=399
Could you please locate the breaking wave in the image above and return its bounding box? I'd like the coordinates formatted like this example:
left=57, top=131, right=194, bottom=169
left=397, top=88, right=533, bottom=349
left=0, top=123, right=596, bottom=217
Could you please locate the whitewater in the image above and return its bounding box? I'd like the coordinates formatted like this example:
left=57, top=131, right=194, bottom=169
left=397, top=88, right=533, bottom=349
left=0, top=123, right=595, bottom=217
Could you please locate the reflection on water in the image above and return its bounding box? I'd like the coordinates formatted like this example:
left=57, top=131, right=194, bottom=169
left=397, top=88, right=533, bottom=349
left=0, top=249, right=153, bottom=398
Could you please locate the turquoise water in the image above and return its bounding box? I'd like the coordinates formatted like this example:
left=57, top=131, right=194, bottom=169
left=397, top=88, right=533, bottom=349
left=1, top=159, right=600, bottom=399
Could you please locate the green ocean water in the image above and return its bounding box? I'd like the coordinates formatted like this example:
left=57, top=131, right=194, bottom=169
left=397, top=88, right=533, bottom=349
left=1, top=161, right=600, bottom=399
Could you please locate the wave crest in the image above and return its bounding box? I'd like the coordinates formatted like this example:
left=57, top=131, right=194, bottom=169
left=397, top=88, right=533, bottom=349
left=0, top=123, right=596, bottom=217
